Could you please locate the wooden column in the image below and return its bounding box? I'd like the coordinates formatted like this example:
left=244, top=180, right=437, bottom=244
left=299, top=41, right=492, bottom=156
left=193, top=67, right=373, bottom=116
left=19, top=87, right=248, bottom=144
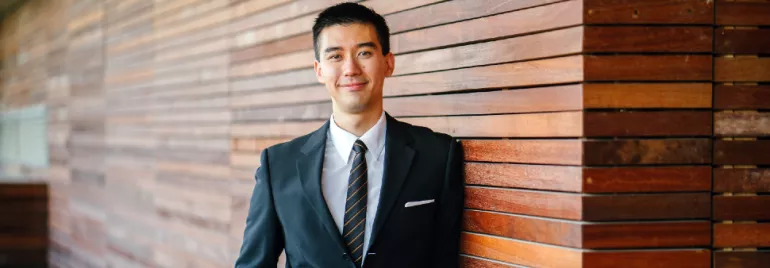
left=0, top=183, right=48, bottom=268
left=712, top=0, right=770, bottom=267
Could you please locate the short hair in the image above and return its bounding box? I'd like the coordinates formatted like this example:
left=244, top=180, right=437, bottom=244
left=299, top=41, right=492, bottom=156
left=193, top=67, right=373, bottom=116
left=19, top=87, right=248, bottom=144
left=312, top=2, right=390, bottom=61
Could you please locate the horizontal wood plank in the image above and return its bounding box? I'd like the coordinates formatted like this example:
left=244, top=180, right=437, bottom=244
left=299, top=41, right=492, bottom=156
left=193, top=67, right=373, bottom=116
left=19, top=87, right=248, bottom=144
left=583, top=139, right=712, bottom=165
left=715, top=57, right=770, bottom=82
left=582, top=166, right=712, bottom=193
left=714, top=85, right=770, bottom=109
left=714, top=140, right=770, bottom=165
left=462, top=140, right=582, bottom=165
left=464, top=210, right=582, bottom=248
left=400, top=112, right=583, bottom=138
left=583, top=111, right=712, bottom=137
left=460, top=255, right=516, bottom=268
left=582, top=221, right=711, bottom=249
left=716, top=0, right=770, bottom=26
left=584, top=26, right=712, bottom=53
left=585, top=55, right=712, bottom=81
left=582, top=193, right=711, bottom=221
left=582, top=249, right=711, bottom=268
left=715, top=111, right=770, bottom=136
left=715, top=28, right=770, bottom=54
left=584, top=0, right=714, bottom=24
left=714, top=223, right=770, bottom=248
left=465, top=163, right=582, bottom=192
left=713, top=168, right=770, bottom=193
left=713, top=251, right=770, bottom=268
left=465, top=187, right=582, bottom=220
left=461, top=232, right=581, bottom=268
left=583, top=83, right=712, bottom=109
left=713, top=195, right=770, bottom=220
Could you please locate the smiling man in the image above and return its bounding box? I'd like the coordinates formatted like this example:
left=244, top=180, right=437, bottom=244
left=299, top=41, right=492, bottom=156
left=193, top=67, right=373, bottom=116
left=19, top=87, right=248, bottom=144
left=235, top=3, right=464, bottom=268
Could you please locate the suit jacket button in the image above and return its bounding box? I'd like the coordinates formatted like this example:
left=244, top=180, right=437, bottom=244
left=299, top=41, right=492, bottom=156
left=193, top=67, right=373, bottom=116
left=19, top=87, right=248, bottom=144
left=342, top=253, right=351, bottom=261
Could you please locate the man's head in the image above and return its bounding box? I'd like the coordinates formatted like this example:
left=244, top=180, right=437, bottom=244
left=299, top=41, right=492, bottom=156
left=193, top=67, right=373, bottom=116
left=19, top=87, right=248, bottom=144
left=313, top=2, right=394, bottom=115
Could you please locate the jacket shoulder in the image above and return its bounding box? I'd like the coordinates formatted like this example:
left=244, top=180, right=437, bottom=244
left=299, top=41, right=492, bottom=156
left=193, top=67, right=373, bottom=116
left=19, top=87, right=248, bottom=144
left=397, top=119, right=456, bottom=148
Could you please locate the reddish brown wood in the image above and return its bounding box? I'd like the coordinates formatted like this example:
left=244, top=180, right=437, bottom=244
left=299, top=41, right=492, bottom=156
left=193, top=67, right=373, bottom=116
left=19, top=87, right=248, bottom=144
left=582, top=166, right=712, bottom=193
left=715, top=28, right=770, bottom=54
left=716, top=0, right=770, bottom=26
left=713, top=196, right=770, bottom=220
left=464, top=187, right=582, bottom=220
left=713, top=168, right=770, bottom=193
left=583, top=139, right=712, bottom=165
left=584, top=0, right=714, bottom=24
left=584, top=55, right=713, bottom=81
left=582, top=193, right=711, bottom=221
left=714, top=140, right=770, bottom=165
left=401, top=112, right=582, bottom=138
left=583, top=83, right=712, bottom=109
left=714, top=251, right=770, bottom=268
left=715, top=111, right=770, bottom=136
left=583, top=250, right=711, bottom=268
left=230, top=34, right=313, bottom=63
left=582, top=221, right=711, bottom=249
left=461, top=232, right=582, bottom=268
left=714, top=85, right=770, bottom=109
left=583, top=111, right=712, bottom=137
left=462, top=139, right=582, bottom=165
left=714, top=223, right=770, bottom=248
left=715, top=58, right=770, bottom=82
left=465, top=163, right=582, bottom=192
left=463, top=210, right=582, bottom=248
left=584, top=26, right=712, bottom=52
left=460, top=255, right=516, bottom=268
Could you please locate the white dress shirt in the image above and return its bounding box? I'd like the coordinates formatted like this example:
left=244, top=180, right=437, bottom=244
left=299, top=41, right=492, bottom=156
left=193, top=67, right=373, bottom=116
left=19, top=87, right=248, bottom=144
left=321, top=111, right=387, bottom=260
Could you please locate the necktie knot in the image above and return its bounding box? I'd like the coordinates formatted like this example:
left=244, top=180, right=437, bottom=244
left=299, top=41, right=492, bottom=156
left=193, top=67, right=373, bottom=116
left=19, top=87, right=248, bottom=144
left=352, top=140, right=368, bottom=153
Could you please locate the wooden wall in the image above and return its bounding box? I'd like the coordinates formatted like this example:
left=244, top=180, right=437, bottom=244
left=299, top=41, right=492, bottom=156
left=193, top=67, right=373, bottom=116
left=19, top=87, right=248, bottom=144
left=1, top=0, right=769, bottom=267
left=0, top=183, right=48, bottom=268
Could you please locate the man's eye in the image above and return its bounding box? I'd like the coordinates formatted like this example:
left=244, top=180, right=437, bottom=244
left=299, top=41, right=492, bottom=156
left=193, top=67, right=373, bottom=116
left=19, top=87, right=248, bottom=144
left=359, top=51, right=372, bottom=57
left=328, top=55, right=341, bottom=60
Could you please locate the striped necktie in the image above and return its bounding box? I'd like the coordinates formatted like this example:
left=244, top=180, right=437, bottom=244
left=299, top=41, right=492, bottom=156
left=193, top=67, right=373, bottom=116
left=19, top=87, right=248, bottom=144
left=343, top=139, right=368, bottom=267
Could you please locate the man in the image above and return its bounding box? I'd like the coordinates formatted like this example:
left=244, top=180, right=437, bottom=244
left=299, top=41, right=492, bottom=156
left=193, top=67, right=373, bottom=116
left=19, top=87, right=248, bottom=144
left=235, top=3, right=463, bottom=268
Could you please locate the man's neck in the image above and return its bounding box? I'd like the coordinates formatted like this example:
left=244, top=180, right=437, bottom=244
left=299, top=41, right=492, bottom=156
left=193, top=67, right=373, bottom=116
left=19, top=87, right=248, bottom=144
left=332, top=108, right=383, bottom=137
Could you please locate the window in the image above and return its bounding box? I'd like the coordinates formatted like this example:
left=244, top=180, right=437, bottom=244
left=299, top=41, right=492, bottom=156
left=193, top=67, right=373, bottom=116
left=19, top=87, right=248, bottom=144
left=0, top=104, right=48, bottom=177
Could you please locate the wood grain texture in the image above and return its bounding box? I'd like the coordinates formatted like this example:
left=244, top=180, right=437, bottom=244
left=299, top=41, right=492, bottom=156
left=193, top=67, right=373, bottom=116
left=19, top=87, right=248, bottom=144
left=461, top=139, right=582, bottom=165
left=582, top=250, right=711, bottom=268
left=584, top=26, right=712, bottom=53
left=714, top=85, right=770, bottom=109
left=461, top=232, right=582, bottom=268
left=583, top=139, right=712, bottom=165
left=583, top=83, right=712, bottom=109
left=465, top=163, right=583, bottom=192
left=714, top=251, right=770, bottom=268
left=713, top=196, right=770, bottom=220
left=713, top=168, right=770, bottom=193
left=584, top=0, right=714, bottom=24
left=715, top=111, right=770, bottom=136
left=714, top=223, right=770, bottom=248
left=714, top=140, right=770, bottom=165
left=464, top=210, right=582, bottom=248
left=401, top=112, right=583, bottom=138
left=716, top=0, right=770, bottom=26
left=460, top=255, right=516, bottom=268
left=465, top=187, right=582, bottom=220
left=583, top=111, right=712, bottom=137
left=584, top=55, right=713, bottom=81
left=582, top=166, right=712, bottom=193
left=582, top=221, right=711, bottom=249
left=715, top=28, right=770, bottom=54
left=582, top=193, right=711, bottom=221
left=716, top=57, right=770, bottom=82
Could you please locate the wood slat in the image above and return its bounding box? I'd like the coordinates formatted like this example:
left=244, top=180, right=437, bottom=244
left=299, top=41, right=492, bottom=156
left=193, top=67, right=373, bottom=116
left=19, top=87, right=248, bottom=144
left=391, top=0, right=581, bottom=54
left=462, top=140, right=582, bottom=165
left=582, top=221, right=711, bottom=249
left=714, top=251, right=770, bottom=268
left=714, top=168, right=770, bottom=193
left=715, top=111, right=770, bottom=136
left=461, top=232, right=581, bottom=268
left=584, top=0, right=714, bottom=24
left=714, top=140, right=770, bottom=165
left=716, top=0, right=770, bottom=26
left=584, top=55, right=712, bottom=81
left=583, top=83, right=712, bottom=109
left=463, top=210, right=582, bottom=248
left=583, top=111, right=712, bottom=137
left=399, top=112, right=583, bottom=138
left=582, top=193, right=711, bottom=221
left=714, top=85, right=770, bottom=109
left=230, top=33, right=312, bottom=63
left=465, top=163, right=583, bottom=192
left=583, top=139, right=712, bottom=165
left=715, top=28, right=770, bottom=54
left=460, top=255, right=516, bottom=268
left=582, top=250, right=711, bottom=268
left=716, top=57, right=770, bottom=82
left=714, top=223, right=770, bottom=248
left=582, top=166, right=712, bottom=193
left=465, top=187, right=582, bottom=220
left=713, top=196, right=770, bottom=220
left=584, top=26, right=712, bottom=53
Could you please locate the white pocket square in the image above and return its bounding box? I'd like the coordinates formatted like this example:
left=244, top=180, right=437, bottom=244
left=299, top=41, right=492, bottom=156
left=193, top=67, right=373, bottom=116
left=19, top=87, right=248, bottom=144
left=404, top=199, right=435, bottom=208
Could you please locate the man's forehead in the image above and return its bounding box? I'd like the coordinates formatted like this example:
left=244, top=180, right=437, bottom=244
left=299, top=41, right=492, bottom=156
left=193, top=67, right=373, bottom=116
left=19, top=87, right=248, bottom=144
left=319, top=23, right=379, bottom=48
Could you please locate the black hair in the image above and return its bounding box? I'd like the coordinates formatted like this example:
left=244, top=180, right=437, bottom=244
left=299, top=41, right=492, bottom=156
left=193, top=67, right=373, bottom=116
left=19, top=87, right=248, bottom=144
left=312, top=2, right=390, bottom=61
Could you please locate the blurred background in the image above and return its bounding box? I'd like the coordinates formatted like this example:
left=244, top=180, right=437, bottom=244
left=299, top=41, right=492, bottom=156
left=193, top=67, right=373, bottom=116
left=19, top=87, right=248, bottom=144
left=1, top=0, right=769, bottom=267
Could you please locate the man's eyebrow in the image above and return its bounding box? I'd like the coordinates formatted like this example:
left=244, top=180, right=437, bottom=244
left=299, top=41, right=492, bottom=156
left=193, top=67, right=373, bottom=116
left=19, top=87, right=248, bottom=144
left=323, top=47, right=342, bottom=54
left=357, top=42, right=377, bottom=49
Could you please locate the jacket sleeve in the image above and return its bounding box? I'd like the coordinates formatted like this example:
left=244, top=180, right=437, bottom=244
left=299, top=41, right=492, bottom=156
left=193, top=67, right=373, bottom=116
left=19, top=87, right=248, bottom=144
left=433, top=137, right=465, bottom=267
left=235, top=149, right=285, bottom=268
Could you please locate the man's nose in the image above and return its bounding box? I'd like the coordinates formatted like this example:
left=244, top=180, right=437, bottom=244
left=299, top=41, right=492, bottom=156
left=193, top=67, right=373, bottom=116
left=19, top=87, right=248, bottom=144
left=342, top=57, right=362, bottom=76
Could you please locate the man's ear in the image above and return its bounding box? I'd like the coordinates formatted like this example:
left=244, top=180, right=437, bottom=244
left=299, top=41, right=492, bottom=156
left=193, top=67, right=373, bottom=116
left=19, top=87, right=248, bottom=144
left=314, top=60, right=324, bottom=84
left=384, top=52, right=395, bottom=77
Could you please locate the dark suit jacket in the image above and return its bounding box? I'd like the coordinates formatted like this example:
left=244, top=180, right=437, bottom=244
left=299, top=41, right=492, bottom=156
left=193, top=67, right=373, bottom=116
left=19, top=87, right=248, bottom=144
left=235, top=112, right=464, bottom=268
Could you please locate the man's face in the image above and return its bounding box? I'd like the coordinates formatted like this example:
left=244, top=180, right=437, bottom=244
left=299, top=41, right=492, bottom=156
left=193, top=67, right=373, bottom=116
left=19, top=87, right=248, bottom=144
left=314, top=23, right=395, bottom=114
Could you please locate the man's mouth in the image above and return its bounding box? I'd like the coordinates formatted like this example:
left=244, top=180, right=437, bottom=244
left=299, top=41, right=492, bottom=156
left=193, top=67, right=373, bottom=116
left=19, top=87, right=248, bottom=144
left=338, top=81, right=368, bottom=91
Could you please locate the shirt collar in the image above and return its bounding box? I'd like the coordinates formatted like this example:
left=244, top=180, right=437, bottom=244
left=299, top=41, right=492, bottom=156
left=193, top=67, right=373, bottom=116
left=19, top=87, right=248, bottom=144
left=328, top=110, right=387, bottom=163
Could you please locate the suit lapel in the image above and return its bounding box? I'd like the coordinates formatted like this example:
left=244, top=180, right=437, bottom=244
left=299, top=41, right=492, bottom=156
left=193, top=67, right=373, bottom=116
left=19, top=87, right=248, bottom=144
left=369, top=113, right=415, bottom=249
left=297, top=120, right=347, bottom=253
